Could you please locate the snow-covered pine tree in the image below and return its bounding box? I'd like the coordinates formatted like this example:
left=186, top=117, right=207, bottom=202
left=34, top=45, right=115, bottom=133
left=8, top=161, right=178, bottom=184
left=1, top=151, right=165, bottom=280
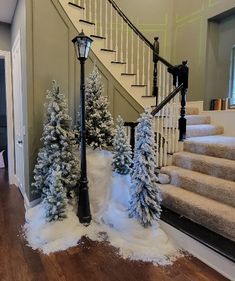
left=128, top=109, right=162, bottom=227
left=112, top=115, right=132, bottom=174
left=32, top=81, right=79, bottom=221
left=77, top=65, right=114, bottom=150
left=43, top=168, right=68, bottom=222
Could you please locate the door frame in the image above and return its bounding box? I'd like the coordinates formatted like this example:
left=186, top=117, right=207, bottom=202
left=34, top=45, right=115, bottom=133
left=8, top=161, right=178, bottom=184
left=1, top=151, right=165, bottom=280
left=0, top=50, right=15, bottom=185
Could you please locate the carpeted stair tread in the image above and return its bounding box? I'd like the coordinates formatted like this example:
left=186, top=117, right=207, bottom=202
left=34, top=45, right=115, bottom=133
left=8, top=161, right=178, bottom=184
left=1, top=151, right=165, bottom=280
left=186, top=124, right=224, bottom=138
left=184, top=135, right=235, bottom=160
left=161, top=165, right=235, bottom=207
left=186, top=107, right=199, bottom=115
left=173, top=151, right=235, bottom=181
left=159, top=184, right=235, bottom=241
left=186, top=115, right=210, bottom=125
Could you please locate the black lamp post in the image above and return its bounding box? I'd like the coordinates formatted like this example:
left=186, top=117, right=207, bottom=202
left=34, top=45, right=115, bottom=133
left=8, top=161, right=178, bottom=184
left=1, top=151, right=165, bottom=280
left=72, top=30, right=93, bottom=225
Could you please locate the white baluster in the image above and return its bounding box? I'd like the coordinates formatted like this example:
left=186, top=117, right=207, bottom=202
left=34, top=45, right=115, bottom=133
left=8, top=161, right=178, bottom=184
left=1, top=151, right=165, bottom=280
left=169, top=100, right=173, bottom=154
left=142, top=43, right=145, bottom=87
left=125, top=24, right=129, bottom=73
left=130, top=30, right=134, bottom=73
left=175, top=93, right=180, bottom=152
left=162, top=64, right=166, bottom=103
left=155, top=118, right=160, bottom=168
left=100, top=0, right=103, bottom=36
left=115, top=10, right=119, bottom=60
left=120, top=18, right=124, bottom=62
left=105, top=0, right=108, bottom=49
left=136, top=36, right=140, bottom=84
left=110, top=2, right=113, bottom=50
left=158, top=63, right=162, bottom=103
left=147, top=47, right=151, bottom=96
left=83, top=0, right=86, bottom=19
left=94, top=0, right=98, bottom=34
left=163, top=141, right=167, bottom=166
left=89, top=0, right=92, bottom=22
left=159, top=116, right=164, bottom=167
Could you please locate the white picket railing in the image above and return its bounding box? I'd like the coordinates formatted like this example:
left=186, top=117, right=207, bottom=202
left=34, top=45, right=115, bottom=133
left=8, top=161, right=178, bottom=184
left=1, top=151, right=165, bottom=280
left=69, top=0, right=180, bottom=167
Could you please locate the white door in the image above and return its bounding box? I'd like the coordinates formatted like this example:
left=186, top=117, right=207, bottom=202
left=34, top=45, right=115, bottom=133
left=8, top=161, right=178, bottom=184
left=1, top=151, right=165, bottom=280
left=12, top=33, right=25, bottom=195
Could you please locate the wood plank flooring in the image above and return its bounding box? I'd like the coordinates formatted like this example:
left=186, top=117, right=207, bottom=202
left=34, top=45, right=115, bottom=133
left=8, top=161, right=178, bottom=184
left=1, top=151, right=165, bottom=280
left=0, top=169, right=229, bottom=281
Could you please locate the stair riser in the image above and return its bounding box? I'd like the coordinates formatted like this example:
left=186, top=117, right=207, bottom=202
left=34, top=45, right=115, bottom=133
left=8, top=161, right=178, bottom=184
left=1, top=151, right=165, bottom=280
left=186, top=126, right=224, bottom=138
left=161, top=168, right=235, bottom=208
left=173, top=155, right=235, bottom=182
left=186, top=116, right=211, bottom=125
left=184, top=142, right=235, bottom=161
left=186, top=107, right=199, bottom=115
left=161, top=193, right=235, bottom=242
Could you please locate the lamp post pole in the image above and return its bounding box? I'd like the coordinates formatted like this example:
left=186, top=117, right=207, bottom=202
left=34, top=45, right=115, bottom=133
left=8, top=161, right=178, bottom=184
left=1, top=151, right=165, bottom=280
left=72, top=30, right=93, bottom=225
left=78, top=58, right=91, bottom=225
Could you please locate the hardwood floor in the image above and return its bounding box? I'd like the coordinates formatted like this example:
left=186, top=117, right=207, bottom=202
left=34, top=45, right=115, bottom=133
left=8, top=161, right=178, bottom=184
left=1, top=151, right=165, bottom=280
left=0, top=169, right=229, bottom=281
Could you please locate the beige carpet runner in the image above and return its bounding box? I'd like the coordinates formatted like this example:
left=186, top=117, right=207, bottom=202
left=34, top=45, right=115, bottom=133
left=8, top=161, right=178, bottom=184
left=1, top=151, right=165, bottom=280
left=160, top=107, right=235, bottom=241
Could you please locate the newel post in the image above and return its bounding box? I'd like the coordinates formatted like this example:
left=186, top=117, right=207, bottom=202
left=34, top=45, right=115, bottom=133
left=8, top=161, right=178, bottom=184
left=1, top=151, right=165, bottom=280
left=178, top=61, right=189, bottom=141
left=124, top=122, right=138, bottom=152
left=153, top=37, right=159, bottom=106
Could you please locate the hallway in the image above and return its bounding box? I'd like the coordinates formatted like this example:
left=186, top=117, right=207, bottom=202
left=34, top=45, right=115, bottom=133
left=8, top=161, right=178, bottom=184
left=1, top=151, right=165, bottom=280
left=0, top=169, right=229, bottom=281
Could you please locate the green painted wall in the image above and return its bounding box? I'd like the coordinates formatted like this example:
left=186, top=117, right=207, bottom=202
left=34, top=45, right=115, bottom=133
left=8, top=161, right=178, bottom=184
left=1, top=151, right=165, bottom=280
left=0, top=22, right=11, bottom=51
left=25, top=0, right=142, bottom=201
left=171, top=0, right=235, bottom=104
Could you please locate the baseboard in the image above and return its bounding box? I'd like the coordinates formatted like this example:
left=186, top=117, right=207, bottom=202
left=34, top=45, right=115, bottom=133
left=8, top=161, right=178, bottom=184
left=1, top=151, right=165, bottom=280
left=23, top=193, right=41, bottom=209
left=160, top=221, right=235, bottom=280
left=161, top=207, right=235, bottom=262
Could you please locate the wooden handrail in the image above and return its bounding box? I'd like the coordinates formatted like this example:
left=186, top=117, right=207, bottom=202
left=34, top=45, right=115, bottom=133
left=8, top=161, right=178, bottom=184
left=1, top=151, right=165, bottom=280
left=151, top=84, right=184, bottom=116
left=107, top=0, right=173, bottom=68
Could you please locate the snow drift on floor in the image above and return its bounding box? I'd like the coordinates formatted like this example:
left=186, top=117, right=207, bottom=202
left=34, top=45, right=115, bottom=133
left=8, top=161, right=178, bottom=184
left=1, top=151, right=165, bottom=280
left=24, top=149, right=180, bottom=264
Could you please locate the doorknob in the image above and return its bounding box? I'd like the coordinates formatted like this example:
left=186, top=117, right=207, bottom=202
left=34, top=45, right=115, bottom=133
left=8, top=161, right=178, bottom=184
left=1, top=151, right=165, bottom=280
left=18, top=140, right=23, bottom=144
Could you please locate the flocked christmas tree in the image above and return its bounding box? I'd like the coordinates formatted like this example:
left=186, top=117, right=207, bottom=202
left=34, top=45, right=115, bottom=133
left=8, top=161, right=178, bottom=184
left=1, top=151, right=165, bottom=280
left=43, top=168, right=68, bottom=222
left=112, top=115, right=132, bottom=174
left=77, top=65, right=114, bottom=150
left=32, top=80, right=79, bottom=221
left=129, top=109, right=162, bottom=227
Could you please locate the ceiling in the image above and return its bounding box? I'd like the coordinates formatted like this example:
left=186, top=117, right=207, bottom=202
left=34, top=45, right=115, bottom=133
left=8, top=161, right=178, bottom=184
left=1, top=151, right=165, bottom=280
left=0, top=0, right=18, bottom=24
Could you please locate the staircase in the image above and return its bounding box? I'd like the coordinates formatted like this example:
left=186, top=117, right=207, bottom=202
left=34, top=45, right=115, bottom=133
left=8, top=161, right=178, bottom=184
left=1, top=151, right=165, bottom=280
left=160, top=107, right=235, bottom=244
left=59, top=0, right=187, bottom=168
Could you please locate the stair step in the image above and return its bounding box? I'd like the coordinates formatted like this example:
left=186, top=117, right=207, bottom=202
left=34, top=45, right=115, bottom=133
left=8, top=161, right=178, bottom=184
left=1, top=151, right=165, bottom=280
left=186, top=124, right=224, bottom=138
left=184, top=135, right=235, bottom=160
left=141, top=95, right=154, bottom=98
left=111, top=61, right=126, bottom=64
left=186, top=115, right=211, bottom=125
left=100, top=48, right=116, bottom=52
left=90, top=35, right=106, bottom=40
left=161, top=165, right=235, bottom=207
left=121, top=73, right=136, bottom=76
left=68, top=2, right=85, bottom=9
left=186, top=107, right=199, bottom=115
left=79, top=19, right=95, bottom=25
left=173, top=151, right=235, bottom=181
left=159, top=184, right=235, bottom=241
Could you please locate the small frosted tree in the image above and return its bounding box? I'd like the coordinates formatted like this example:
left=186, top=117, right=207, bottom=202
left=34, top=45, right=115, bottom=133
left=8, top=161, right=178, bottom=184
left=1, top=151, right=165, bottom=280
left=77, top=65, right=114, bottom=150
left=32, top=81, right=79, bottom=221
left=112, top=115, right=132, bottom=174
left=43, top=168, right=68, bottom=222
left=129, top=109, right=162, bottom=227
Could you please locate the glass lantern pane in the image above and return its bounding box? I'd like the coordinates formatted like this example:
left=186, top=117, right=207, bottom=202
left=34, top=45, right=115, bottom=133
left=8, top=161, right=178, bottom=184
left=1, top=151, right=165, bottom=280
left=85, top=41, right=91, bottom=58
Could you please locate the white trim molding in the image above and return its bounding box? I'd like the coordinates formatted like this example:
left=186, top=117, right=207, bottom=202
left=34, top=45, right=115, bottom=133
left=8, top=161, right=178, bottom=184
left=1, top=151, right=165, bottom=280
left=160, top=221, right=235, bottom=280
left=0, top=50, right=15, bottom=185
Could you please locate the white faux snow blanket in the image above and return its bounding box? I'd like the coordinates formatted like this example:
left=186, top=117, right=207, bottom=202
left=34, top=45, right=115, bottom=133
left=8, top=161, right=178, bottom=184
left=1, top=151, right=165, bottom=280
left=24, top=149, right=180, bottom=265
